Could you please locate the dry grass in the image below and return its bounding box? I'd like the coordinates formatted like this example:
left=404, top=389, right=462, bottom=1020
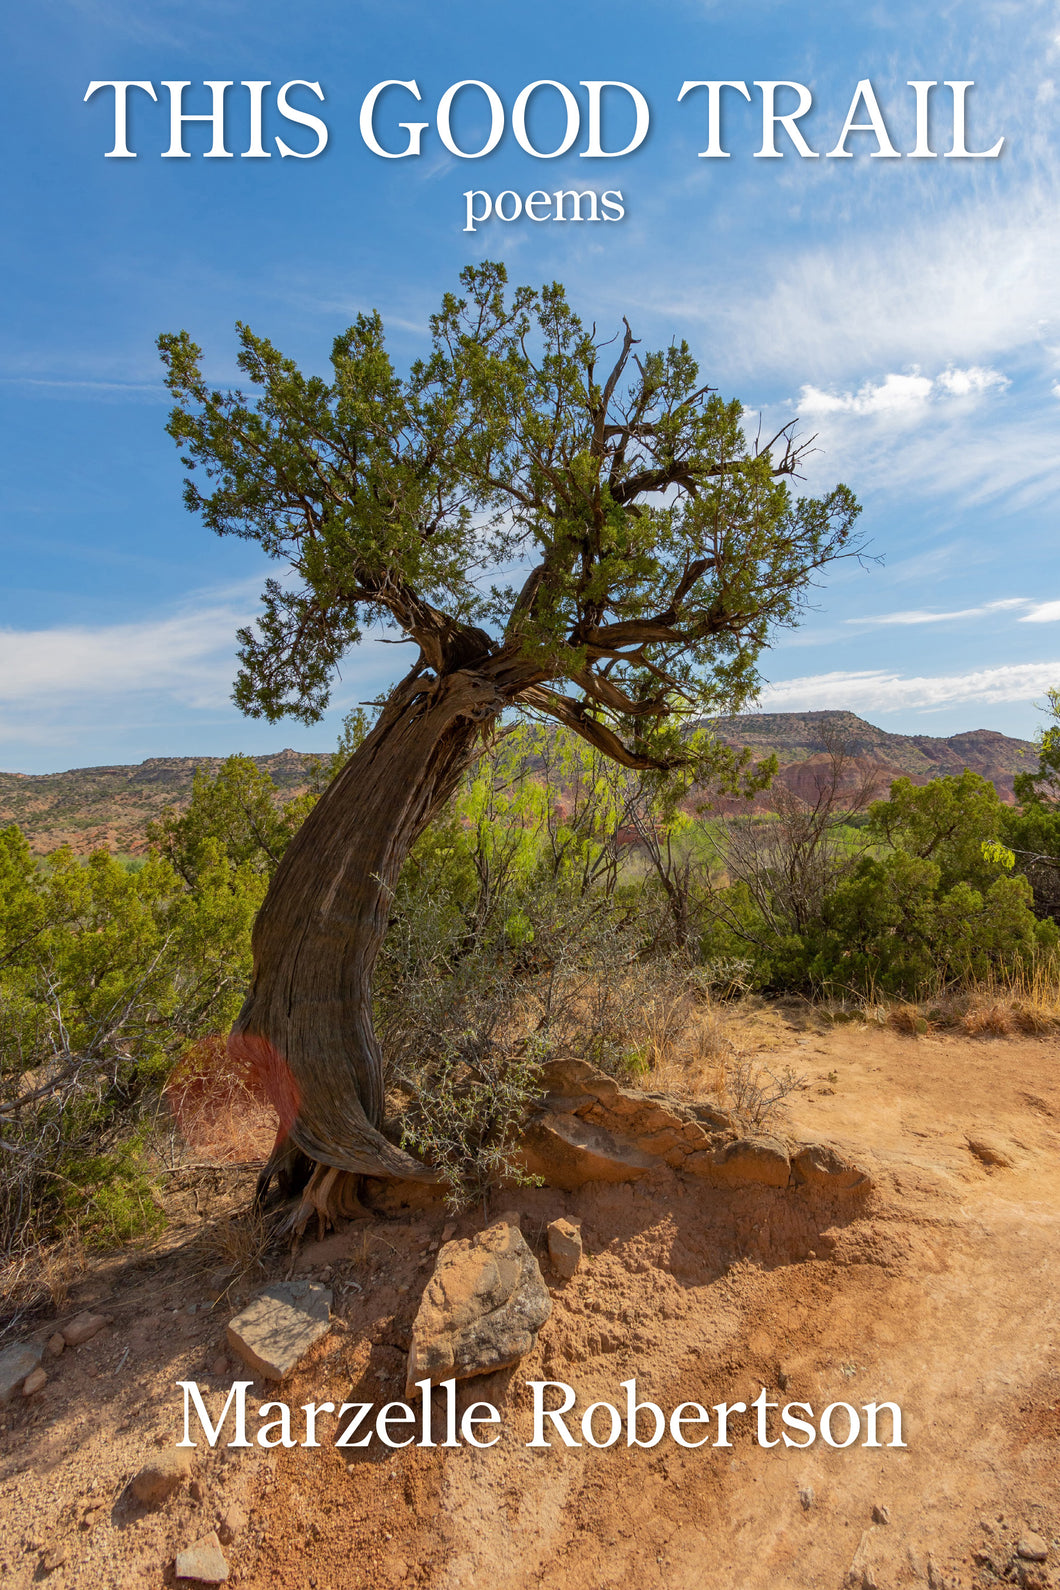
left=161, top=1034, right=278, bottom=1167
left=0, top=1235, right=90, bottom=1337
left=814, top=957, right=1060, bottom=1040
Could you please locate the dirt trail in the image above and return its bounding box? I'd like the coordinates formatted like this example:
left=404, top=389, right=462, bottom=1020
left=2, top=1012, right=1058, bottom=1590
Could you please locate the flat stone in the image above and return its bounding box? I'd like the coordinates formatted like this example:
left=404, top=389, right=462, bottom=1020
left=406, top=1217, right=551, bottom=1396
left=547, top=1217, right=583, bottom=1279
left=1017, top=1534, right=1049, bottom=1563
left=175, top=1530, right=229, bottom=1583
left=131, top=1448, right=194, bottom=1507
left=22, top=1367, right=47, bottom=1395
left=0, top=1340, right=43, bottom=1403
left=226, top=1281, right=332, bottom=1381
left=62, top=1312, right=109, bottom=1348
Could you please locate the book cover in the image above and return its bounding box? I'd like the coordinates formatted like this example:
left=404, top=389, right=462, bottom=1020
left=2, top=6, right=1057, bottom=1589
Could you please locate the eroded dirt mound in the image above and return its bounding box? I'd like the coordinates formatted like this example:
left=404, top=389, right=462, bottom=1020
left=1, top=1013, right=1058, bottom=1589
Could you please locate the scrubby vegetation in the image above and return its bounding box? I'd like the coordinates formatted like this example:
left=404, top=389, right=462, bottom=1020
left=3, top=699, right=1060, bottom=1281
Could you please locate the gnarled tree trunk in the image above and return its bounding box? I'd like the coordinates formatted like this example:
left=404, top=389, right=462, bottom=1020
left=230, top=666, right=506, bottom=1215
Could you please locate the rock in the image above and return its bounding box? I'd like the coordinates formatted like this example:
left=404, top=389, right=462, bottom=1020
left=799, top=1486, right=815, bottom=1511
left=209, top=1356, right=229, bottom=1377
left=62, top=1312, right=108, bottom=1348
left=792, top=1141, right=873, bottom=1195
left=514, top=1055, right=873, bottom=1203
left=1015, top=1564, right=1052, bottom=1590
left=46, top=1334, right=65, bottom=1358
left=517, top=1111, right=658, bottom=1190
left=406, top=1216, right=551, bottom=1395
left=707, top=1136, right=791, bottom=1188
left=1018, top=1536, right=1049, bottom=1563
left=872, top=1504, right=891, bottom=1525
left=189, top=1479, right=205, bottom=1503
left=967, top=1134, right=1016, bottom=1169
left=973, top=1550, right=1007, bottom=1575
left=0, top=1340, right=44, bottom=1403
left=175, top=1530, right=229, bottom=1583
left=22, top=1367, right=47, bottom=1395
left=217, top=1505, right=247, bottom=1546
left=226, top=1281, right=332, bottom=1381
left=131, top=1448, right=194, bottom=1507
left=547, top=1217, right=583, bottom=1279
left=40, top=1544, right=67, bottom=1572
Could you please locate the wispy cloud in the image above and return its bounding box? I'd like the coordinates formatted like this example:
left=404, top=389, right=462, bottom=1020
left=847, top=598, right=1029, bottom=626
left=759, top=660, right=1060, bottom=714
left=0, top=600, right=252, bottom=711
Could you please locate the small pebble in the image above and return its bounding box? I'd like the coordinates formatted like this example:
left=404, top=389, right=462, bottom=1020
left=1017, top=1534, right=1049, bottom=1563
left=872, top=1504, right=891, bottom=1525
left=22, top=1368, right=47, bottom=1396
left=799, top=1486, right=815, bottom=1511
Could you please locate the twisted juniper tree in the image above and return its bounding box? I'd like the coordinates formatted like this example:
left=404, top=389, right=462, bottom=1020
left=159, top=263, right=861, bottom=1221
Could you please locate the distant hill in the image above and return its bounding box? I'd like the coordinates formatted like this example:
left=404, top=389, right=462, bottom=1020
left=710, top=710, right=1034, bottom=806
left=0, top=749, right=317, bottom=857
left=0, top=711, right=1036, bottom=856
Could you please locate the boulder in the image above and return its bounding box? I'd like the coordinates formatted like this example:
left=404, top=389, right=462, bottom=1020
left=547, top=1217, right=583, bottom=1279
left=131, top=1448, right=194, bottom=1507
left=175, top=1530, right=229, bottom=1583
left=517, top=1056, right=871, bottom=1205
left=406, top=1215, right=551, bottom=1396
left=226, top=1281, right=332, bottom=1381
left=0, top=1340, right=44, bottom=1403
left=699, top=1135, right=792, bottom=1188
left=62, top=1312, right=109, bottom=1348
left=792, top=1141, right=873, bottom=1195
left=517, top=1111, right=657, bottom=1190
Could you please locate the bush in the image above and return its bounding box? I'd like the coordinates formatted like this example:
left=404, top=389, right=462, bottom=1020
left=0, top=819, right=264, bottom=1265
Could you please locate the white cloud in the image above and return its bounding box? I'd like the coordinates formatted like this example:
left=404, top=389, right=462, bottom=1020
left=798, top=366, right=1008, bottom=421
left=759, top=660, right=1060, bottom=714
left=936, top=367, right=1011, bottom=398
left=1023, top=600, right=1060, bottom=622
left=847, top=598, right=1029, bottom=626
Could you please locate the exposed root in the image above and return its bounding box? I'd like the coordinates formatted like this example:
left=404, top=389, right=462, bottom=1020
left=285, top=1163, right=370, bottom=1239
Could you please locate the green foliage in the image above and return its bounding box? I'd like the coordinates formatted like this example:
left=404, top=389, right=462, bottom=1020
left=801, top=855, right=1052, bottom=996
left=1013, top=687, right=1060, bottom=807
left=146, top=754, right=313, bottom=884
left=159, top=262, right=861, bottom=773
left=0, top=808, right=266, bottom=1257
left=398, top=1049, right=545, bottom=1215
left=865, top=771, right=1009, bottom=893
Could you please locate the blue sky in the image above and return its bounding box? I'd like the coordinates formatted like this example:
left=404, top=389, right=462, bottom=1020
left=2, top=0, right=1059, bottom=772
